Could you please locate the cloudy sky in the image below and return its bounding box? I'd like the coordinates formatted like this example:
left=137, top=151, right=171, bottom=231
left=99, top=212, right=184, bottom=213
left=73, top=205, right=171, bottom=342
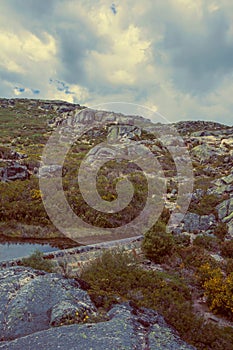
left=0, top=0, right=233, bottom=125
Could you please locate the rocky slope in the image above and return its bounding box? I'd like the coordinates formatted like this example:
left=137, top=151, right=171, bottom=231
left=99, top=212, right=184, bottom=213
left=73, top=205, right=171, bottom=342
left=1, top=98, right=233, bottom=240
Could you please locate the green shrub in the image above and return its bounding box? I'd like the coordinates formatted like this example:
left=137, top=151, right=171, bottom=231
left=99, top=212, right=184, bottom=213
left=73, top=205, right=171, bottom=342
left=225, top=258, right=233, bottom=275
left=198, top=263, right=233, bottom=319
left=193, top=235, right=219, bottom=252
left=178, top=246, right=217, bottom=270
left=214, top=223, right=228, bottom=240
left=21, top=250, right=55, bottom=272
left=220, top=240, right=233, bottom=258
left=191, top=194, right=221, bottom=216
left=80, top=248, right=233, bottom=349
left=142, top=221, right=175, bottom=263
left=174, top=234, right=191, bottom=247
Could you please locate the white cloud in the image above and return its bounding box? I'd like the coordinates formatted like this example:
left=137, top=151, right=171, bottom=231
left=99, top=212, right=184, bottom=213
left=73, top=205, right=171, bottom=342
left=0, top=30, right=56, bottom=72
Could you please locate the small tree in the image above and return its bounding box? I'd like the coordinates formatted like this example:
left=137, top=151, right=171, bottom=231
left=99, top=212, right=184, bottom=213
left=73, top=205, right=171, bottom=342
left=142, top=220, right=174, bottom=263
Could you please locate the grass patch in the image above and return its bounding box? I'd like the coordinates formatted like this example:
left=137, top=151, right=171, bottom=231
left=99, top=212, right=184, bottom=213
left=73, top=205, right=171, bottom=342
left=21, top=250, right=55, bottom=272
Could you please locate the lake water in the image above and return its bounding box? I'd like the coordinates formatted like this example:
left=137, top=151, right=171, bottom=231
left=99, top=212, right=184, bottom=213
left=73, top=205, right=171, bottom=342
left=0, top=242, right=60, bottom=262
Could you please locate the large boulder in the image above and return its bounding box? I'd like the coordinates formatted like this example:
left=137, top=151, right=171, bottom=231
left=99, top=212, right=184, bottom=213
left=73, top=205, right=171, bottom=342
left=0, top=267, right=96, bottom=341
left=0, top=302, right=195, bottom=350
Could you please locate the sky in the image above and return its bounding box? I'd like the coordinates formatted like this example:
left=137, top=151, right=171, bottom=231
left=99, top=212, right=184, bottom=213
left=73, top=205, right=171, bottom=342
left=0, top=0, right=233, bottom=125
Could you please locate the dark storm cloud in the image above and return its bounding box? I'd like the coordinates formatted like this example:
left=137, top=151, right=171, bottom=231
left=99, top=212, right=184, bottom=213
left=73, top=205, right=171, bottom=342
left=2, top=0, right=57, bottom=20
left=0, top=0, right=58, bottom=38
left=55, top=14, right=112, bottom=87
left=0, top=0, right=106, bottom=88
left=56, top=26, right=94, bottom=85
left=0, top=69, right=22, bottom=84
left=161, top=8, right=233, bottom=95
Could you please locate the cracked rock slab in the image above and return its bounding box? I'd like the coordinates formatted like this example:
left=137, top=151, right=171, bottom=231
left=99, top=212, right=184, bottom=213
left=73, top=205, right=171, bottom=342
left=0, top=303, right=195, bottom=350
left=0, top=267, right=96, bottom=341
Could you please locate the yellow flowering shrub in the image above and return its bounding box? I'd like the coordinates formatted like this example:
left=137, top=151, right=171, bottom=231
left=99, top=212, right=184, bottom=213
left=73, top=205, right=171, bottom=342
left=198, top=263, right=233, bottom=317
left=30, top=189, right=42, bottom=200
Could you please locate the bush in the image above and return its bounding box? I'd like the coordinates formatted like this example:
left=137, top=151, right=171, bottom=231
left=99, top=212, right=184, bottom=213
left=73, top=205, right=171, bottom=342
left=174, top=234, right=191, bottom=247
left=142, top=221, right=175, bottom=263
left=178, top=245, right=216, bottom=270
left=80, top=248, right=233, bottom=349
left=197, top=263, right=233, bottom=319
left=205, top=272, right=233, bottom=319
left=193, top=235, right=219, bottom=252
left=214, top=223, right=228, bottom=240
left=191, top=194, right=221, bottom=216
left=225, top=258, right=233, bottom=275
left=81, top=248, right=139, bottom=305
left=21, top=250, right=55, bottom=272
left=220, top=240, right=233, bottom=258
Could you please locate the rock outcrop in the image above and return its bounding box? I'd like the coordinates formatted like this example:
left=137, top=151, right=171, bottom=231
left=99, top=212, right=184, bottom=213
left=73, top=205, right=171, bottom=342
left=0, top=267, right=96, bottom=341
left=216, top=197, right=233, bottom=236
left=182, top=212, right=216, bottom=233
left=107, top=124, right=142, bottom=141
left=0, top=97, right=233, bottom=241
left=0, top=268, right=195, bottom=350
left=0, top=163, right=29, bottom=182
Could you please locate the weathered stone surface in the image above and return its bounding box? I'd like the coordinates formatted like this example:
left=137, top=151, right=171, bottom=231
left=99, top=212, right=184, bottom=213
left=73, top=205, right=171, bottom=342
left=73, top=108, right=96, bottom=124
left=191, top=144, right=222, bottom=162
left=107, top=124, right=141, bottom=141
left=38, top=165, right=65, bottom=178
left=182, top=213, right=200, bottom=232
left=199, top=214, right=216, bottom=231
left=50, top=300, right=94, bottom=327
left=216, top=198, right=233, bottom=221
left=191, top=189, right=205, bottom=203
left=216, top=197, right=233, bottom=237
left=182, top=212, right=216, bottom=233
left=220, top=137, right=233, bottom=149
left=0, top=267, right=96, bottom=341
left=227, top=220, right=233, bottom=236
left=221, top=172, right=233, bottom=185
left=208, top=172, right=233, bottom=196
left=207, top=184, right=233, bottom=196
left=0, top=302, right=195, bottom=350
left=0, top=163, right=29, bottom=182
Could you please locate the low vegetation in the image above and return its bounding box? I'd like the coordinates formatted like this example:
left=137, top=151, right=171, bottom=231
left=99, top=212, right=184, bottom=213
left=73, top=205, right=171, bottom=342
left=21, top=250, right=55, bottom=272
left=80, top=248, right=233, bottom=350
left=198, top=263, right=233, bottom=319
left=141, top=220, right=175, bottom=263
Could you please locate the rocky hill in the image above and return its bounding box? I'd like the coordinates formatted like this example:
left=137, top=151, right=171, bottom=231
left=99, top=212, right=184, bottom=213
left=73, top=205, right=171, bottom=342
left=0, top=98, right=233, bottom=349
left=0, top=98, right=232, bottom=240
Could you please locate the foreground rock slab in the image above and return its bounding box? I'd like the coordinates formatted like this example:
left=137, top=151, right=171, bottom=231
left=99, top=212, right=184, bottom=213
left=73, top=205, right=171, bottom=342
left=0, top=267, right=96, bottom=341
left=0, top=302, right=195, bottom=350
